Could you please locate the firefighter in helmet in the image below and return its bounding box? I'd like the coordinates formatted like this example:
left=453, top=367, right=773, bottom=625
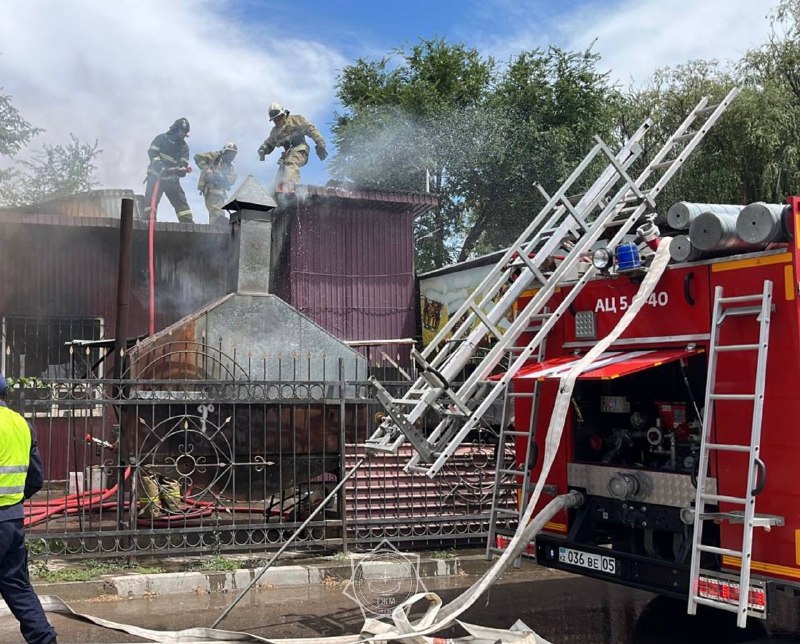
left=257, top=103, right=328, bottom=189
left=194, top=142, right=238, bottom=225
left=143, top=117, right=194, bottom=223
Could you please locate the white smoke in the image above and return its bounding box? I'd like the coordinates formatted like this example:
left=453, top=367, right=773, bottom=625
left=0, top=0, right=345, bottom=221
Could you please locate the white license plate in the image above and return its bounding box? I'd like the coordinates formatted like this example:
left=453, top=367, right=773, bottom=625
left=558, top=547, right=616, bottom=574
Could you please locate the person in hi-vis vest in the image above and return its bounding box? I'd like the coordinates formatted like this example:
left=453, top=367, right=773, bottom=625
left=0, top=374, right=57, bottom=644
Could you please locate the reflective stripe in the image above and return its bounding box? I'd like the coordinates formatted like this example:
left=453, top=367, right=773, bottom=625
left=160, top=153, right=178, bottom=163
left=0, top=465, right=27, bottom=473
left=0, top=485, right=25, bottom=494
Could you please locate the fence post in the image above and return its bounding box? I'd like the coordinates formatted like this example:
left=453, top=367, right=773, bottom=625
left=338, top=357, right=348, bottom=554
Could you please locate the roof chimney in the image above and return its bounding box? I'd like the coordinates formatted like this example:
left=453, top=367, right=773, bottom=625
left=224, top=176, right=278, bottom=295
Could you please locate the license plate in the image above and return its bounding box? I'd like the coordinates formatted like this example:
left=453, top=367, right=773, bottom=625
left=559, top=547, right=616, bottom=574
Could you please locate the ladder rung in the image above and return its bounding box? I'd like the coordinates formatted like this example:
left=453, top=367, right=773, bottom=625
left=507, top=392, right=537, bottom=398
left=493, top=508, right=519, bottom=517
left=697, top=103, right=721, bottom=114
left=700, top=511, right=784, bottom=527
left=701, top=493, right=747, bottom=504
left=405, top=465, right=431, bottom=474
left=704, top=443, right=751, bottom=453
left=719, top=294, right=763, bottom=304
left=696, top=544, right=743, bottom=557
left=391, top=399, right=421, bottom=406
left=504, top=430, right=531, bottom=437
left=498, top=468, right=524, bottom=476
left=715, top=344, right=759, bottom=352
left=564, top=192, right=586, bottom=204
left=691, top=596, right=740, bottom=614
left=709, top=393, right=756, bottom=401
left=672, top=131, right=696, bottom=143
left=651, top=159, right=676, bottom=171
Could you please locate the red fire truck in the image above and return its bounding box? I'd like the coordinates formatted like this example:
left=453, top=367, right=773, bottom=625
left=498, top=197, right=800, bottom=624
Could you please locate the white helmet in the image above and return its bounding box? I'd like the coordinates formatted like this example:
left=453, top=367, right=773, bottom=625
left=268, top=102, right=288, bottom=121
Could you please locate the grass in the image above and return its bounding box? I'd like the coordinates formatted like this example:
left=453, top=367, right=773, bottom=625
left=31, top=559, right=165, bottom=583
left=428, top=549, right=458, bottom=559
left=187, top=556, right=242, bottom=572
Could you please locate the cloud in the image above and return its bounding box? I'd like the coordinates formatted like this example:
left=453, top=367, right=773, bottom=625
left=474, top=0, right=780, bottom=87
left=0, top=0, right=346, bottom=221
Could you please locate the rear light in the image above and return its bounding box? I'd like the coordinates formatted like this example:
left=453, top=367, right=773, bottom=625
left=495, top=535, right=535, bottom=556
left=696, top=573, right=767, bottom=616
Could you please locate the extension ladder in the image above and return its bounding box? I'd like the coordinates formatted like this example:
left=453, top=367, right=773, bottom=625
left=366, top=89, right=740, bottom=478
left=687, top=281, right=783, bottom=628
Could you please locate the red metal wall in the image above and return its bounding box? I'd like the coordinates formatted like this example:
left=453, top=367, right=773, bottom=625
left=278, top=196, right=418, bottom=364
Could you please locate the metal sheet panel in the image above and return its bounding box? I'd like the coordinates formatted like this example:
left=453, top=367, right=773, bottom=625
left=279, top=196, right=417, bottom=364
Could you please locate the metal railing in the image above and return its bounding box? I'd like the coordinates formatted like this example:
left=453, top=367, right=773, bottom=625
left=12, top=346, right=516, bottom=559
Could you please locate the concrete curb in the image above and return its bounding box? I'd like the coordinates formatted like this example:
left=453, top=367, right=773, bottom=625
left=33, top=554, right=516, bottom=602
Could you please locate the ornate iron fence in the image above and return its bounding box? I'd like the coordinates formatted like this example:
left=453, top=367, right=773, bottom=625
left=13, top=346, right=516, bottom=560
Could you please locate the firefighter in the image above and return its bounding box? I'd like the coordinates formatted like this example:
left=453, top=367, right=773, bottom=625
left=194, top=142, right=238, bottom=225
left=143, top=117, right=194, bottom=223
left=0, top=375, right=57, bottom=644
left=257, top=103, right=328, bottom=188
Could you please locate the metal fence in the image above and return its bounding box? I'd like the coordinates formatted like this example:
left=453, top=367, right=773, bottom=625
left=13, top=346, right=516, bottom=560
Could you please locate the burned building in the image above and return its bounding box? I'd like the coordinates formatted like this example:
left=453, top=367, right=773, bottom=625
left=0, top=182, right=436, bottom=481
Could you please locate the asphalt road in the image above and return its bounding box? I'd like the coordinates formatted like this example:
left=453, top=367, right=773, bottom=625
left=2, top=569, right=800, bottom=643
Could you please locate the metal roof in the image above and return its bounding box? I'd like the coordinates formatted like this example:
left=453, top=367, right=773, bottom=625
left=0, top=211, right=226, bottom=234
left=275, top=182, right=439, bottom=217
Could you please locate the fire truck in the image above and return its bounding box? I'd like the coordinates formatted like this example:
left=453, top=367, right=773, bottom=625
left=366, top=89, right=798, bottom=627
left=490, top=199, right=800, bottom=626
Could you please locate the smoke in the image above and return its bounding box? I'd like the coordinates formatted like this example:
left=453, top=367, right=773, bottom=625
left=0, top=0, right=345, bottom=221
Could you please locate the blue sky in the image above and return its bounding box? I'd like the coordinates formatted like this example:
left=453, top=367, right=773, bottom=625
left=0, top=0, right=781, bottom=221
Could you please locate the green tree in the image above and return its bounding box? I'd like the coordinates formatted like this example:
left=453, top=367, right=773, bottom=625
left=1, top=135, right=101, bottom=206
left=0, top=89, right=101, bottom=207
left=0, top=91, right=41, bottom=156
left=332, top=42, right=621, bottom=268
left=331, top=38, right=495, bottom=270
left=463, top=46, right=621, bottom=258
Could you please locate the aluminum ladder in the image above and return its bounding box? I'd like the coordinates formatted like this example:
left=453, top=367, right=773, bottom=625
left=485, top=321, right=548, bottom=564
left=366, top=89, right=740, bottom=478
left=687, top=280, right=783, bottom=628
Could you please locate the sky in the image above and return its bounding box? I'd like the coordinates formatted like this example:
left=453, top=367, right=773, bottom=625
left=0, top=0, right=781, bottom=222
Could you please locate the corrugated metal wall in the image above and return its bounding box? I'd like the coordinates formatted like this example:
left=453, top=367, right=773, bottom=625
left=0, top=217, right=229, bottom=353
left=280, top=197, right=417, bottom=364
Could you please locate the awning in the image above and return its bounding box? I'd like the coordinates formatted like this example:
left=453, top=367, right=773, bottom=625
left=498, top=347, right=702, bottom=381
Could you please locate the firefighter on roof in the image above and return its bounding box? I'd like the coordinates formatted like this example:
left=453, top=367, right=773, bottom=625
left=258, top=103, right=327, bottom=188
left=144, top=117, right=194, bottom=223
left=0, top=374, right=57, bottom=644
left=194, top=142, right=238, bottom=225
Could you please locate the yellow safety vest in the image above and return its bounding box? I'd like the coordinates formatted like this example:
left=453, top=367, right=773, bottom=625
left=0, top=407, right=31, bottom=507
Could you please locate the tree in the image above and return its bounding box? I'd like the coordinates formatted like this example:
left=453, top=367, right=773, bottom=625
left=332, top=42, right=621, bottom=269
left=0, top=135, right=101, bottom=206
left=0, top=89, right=101, bottom=207
left=331, top=38, right=495, bottom=270
left=462, top=46, right=621, bottom=258
left=0, top=91, right=41, bottom=156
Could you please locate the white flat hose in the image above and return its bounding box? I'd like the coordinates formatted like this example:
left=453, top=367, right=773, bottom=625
left=366, top=237, right=675, bottom=641
left=17, top=240, right=673, bottom=643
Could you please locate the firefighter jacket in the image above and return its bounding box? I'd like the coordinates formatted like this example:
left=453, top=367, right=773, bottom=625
left=194, top=151, right=237, bottom=194
left=147, top=132, right=190, bottom=181
left=0, top=403, right=40, bottom=517
left=259, top=114, right=325, bottom=156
